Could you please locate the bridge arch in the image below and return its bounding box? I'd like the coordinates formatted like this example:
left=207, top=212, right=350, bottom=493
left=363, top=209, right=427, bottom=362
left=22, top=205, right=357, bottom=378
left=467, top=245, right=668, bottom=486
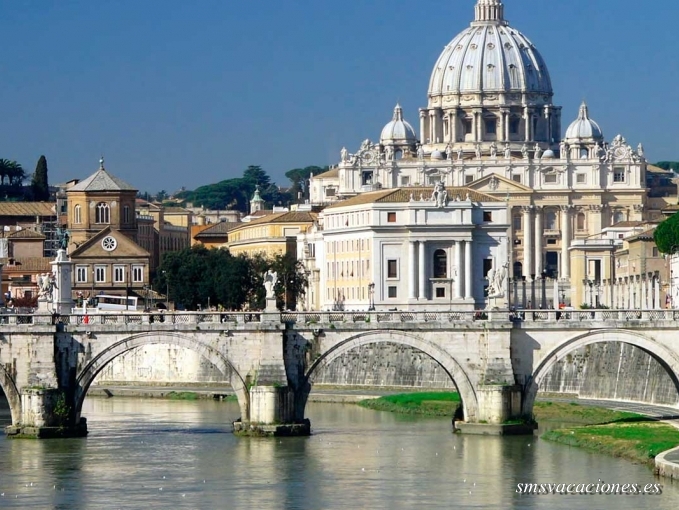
left=523, top=329, right=679, bottom=413
left=75, top=332, right=249, bottom=421
left=302, top=330, right=478, bottom=421
left=0, top=365, right=21, bottom=426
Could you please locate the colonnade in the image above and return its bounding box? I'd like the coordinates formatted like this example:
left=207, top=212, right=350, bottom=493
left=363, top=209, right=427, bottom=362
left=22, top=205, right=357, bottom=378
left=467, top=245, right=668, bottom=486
left=408, top=240, right=473, bottom=301
left=518, top=205, right=573, bottom=281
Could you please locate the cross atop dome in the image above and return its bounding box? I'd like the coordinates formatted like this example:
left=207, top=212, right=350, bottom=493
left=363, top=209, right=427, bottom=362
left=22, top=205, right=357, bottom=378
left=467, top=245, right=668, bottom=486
left=475, top=0, right=505, bottom=23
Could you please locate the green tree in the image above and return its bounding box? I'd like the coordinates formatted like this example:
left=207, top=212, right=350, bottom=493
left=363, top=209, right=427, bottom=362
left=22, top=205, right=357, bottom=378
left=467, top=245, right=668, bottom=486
left=31, top=155, right=50, bottom=201
left=246, top=252, right=308, bottom=310
left=0, top=159, right=26, bottom=199
left=285, top=165, right=327, bottom=202
left=654, top=161, right=679, bottom=172
left=654, top=212, right=679, bottom=254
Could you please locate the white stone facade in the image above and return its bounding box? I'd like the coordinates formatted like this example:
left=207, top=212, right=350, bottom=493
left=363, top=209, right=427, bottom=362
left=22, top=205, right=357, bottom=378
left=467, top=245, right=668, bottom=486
left=298, top=186, right=509, bottom=311
left=309, top=0, right=649, bottom=285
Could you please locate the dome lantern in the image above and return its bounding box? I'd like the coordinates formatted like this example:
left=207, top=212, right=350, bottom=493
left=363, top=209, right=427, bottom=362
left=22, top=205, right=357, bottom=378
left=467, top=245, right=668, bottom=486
left=474, top=0, right=505, bottom=23
left=380, top=103, right=418, bottom=148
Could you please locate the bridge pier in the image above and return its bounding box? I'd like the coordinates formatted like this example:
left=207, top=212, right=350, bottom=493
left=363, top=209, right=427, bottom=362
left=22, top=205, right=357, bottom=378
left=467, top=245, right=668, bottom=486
left=233, top=386, right=310, bottom=437
left=4, top=388, right=87, bottom=439
left=457, top=385, right=535, bottom=435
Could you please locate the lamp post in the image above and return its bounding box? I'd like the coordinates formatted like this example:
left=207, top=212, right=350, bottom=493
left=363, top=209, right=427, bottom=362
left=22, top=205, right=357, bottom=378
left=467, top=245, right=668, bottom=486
left=162, top=270, right=170, bottom=310
left=541, top=270, right=547, bottom=309
left=588, top=279, right=594, bottom=308
left=530, top=274, right=536, bottom=309
left=521, top=276, right=527, bottom=309
left=513, top=277, right=519, bottom=308
left=143, top=285, right=149, bottom=311
left=368, top=282, right=375, bottom=311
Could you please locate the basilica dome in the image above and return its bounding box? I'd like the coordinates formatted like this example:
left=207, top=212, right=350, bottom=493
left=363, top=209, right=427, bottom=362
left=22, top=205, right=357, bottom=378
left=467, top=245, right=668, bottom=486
left=380, top=104, right=418, bottom=146
left=428, top=0, right=552, bottom=101
left=565, top=102, right=603, bottom=141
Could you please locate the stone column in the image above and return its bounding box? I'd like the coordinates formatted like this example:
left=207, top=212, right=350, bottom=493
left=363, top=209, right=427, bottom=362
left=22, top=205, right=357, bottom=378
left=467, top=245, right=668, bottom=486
left=499, top=108, right=508, bottom=142
left=449, top=110, right=458, bottom=144
left=455, top=241, right=463, bottom=298
left=418, top=241, right=427, bottom=300
left=534, top=206, right=543, bottom=276
left=524, top=107, right=532, bottom=142
left=641, top=278, right=647, bottom=309
left=408, top=241, right=417, bottom=300
left=465, top=240, right=473, bottom=299
left=419, top=109, right=427, bottom=144
left=560, top=205, right=571, bottom=280
left=522, top=206, right=533, bottom=280
left=473, top=108, right=482, bottom=142
left=654, top=278, right=661, bottom=310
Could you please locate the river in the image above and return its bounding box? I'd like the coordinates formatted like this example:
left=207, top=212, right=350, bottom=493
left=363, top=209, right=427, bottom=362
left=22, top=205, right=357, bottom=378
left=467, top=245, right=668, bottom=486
left=0, top=397, right=677, bottom=509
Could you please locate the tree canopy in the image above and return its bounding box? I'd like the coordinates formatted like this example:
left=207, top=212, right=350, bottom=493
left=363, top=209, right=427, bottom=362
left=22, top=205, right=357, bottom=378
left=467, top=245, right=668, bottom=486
left=654, top=213, right=679, bottom=254
left=654, top=161, right=679, bottom=172
left=155, top=245, right=307, bottom=311
left=30, top=155, right=50, bottom=201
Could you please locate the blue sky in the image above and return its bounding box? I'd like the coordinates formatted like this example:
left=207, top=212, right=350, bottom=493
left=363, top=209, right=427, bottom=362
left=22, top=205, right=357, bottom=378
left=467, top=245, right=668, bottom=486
left=1, top=0, right=677, bottom=194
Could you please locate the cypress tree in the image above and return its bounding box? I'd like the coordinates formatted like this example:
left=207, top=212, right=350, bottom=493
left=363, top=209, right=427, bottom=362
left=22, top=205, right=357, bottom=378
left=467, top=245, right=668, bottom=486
left=31, top=155, right=49, bottom=201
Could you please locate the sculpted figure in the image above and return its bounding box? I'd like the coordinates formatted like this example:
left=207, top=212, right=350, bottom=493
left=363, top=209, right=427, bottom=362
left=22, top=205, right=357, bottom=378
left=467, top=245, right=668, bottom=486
left=457, top=147, right=464, bottom=161
left=559, top=141, right=569, bottom=159
left=489, top=142, right=497, bottom=158
left=475, top=144, right=482, bottom=159
left=534, top=143, right=542, bottom=160
left=521, top=143, right=528, bottom=159
left=445, top=144, right=453, bottom=160
left=340, top=147, right=348, bottom=163
left=417, top=144, right=425, bottom=160
left=504, top=143, right=511, bottom=160
left=263, top=270, right=278, bottom=299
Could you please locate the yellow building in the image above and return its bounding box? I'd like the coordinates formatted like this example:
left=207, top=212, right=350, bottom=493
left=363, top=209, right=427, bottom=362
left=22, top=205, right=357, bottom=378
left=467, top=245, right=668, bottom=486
left=225, top=211, right=316, bottom=258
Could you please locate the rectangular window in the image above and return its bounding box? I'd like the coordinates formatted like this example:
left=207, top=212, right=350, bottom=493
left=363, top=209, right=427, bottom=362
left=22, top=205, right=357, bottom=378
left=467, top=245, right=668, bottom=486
left=576, top=173, right=586, bottom=184
left=94, top=266, right=106, bottom=283
left=464, top=119, right=473, bottom=134
left=512, top=174, right=522, bottom=183
left=436, top=287, right=446, bottom=298
left=513, top=215, right=522, bottom=231
left=132, top=266, right=144, bottom=283
left=325, top=188, right=336, bottom=197
left=465, top=175, right=474, bottom=184
left=510, top=118, right=520, bottom=134
left=76, top=266, right=88, bottom=283
left=483, top=211, right=492, bottom=222
left=387, top=259, right=398, bottom=279
left=113, top=266, right=125, bottom=283
left=544, top=174, right=557, bottom=184
left=387, top=212, right=396, bottom=223
left=485, top=119, right=496, bottom=135
left=388, top=286, right=397, bottom=298
left=400, top=176, right=410, bottom=186
left=613, top=168, right=625, bottom=182
left=547, top=239, right=557, bottom=245
left=653, top=247, right=659, bottom=257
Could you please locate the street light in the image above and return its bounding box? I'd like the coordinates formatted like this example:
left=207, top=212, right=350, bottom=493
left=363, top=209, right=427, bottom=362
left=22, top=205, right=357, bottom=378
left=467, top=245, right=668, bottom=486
left=530, top=274, right=536, bottom=309
left=162, top=270, right=170, bottom=310
left=540, top=270, right=547, bottom=309
left=368, top=282, right=375, bottom=311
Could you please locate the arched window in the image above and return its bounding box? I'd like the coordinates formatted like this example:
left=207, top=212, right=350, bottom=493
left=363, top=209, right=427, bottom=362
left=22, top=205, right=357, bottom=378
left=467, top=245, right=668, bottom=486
left=576, top=212, right=586, bottom=231
left=613, top=210, right=626, bottom=225
left=96, top=202, right=110, bottom=224
left=580, top=148, right=589, bottom=159
left=513, top=261, right=523, bottom=278
left=545, top=210, right=557, bottom=230
left=433, top=249, right=447, bottom=279
left=73, top=204, right=81, bottom=224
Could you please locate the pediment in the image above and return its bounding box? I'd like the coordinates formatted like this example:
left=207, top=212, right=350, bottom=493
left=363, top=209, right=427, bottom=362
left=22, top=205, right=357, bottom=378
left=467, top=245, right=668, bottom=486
left=467, top=173, right=533, bottom=194
left=70, top=227, right=150, bottom=259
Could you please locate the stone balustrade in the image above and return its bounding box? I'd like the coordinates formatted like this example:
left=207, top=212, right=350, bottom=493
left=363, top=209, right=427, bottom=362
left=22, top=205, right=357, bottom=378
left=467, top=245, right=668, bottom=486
left=0, top=309, right=677, bottom=327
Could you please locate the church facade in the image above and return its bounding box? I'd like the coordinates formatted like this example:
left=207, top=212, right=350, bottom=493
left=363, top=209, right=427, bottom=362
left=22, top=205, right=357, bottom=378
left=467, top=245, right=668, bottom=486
left=308, top=0, right=648, bottom=296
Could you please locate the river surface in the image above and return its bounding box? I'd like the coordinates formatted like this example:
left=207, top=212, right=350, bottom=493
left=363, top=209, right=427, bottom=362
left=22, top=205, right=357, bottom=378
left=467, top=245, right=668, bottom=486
left=0, top=397, right=678, bottom=509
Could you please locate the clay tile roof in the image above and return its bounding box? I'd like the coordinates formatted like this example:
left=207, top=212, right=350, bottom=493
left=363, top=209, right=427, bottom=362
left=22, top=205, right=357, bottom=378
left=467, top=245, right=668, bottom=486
left=0, top=257, right=52, bottom=272
left=240, top=211, right=317, bottom=227
left=7, top=229, right=46, bottom=239
left=610, top=221, right=645, bottom=228
left=326, top=187, right=500, bottom=209
left=313, top=168, right=339, bottom=179
left=69, top=168, right=136, bottom=192
left=164, top=207, right=190, bottom=214
left=0, top=202, right=56, bottom=217
left=195, top=221, right=240, bottom=237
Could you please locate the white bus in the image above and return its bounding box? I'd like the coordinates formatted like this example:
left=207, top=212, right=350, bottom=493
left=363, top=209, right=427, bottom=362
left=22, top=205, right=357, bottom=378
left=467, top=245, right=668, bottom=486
left=91, top=295, right=139, bottom=311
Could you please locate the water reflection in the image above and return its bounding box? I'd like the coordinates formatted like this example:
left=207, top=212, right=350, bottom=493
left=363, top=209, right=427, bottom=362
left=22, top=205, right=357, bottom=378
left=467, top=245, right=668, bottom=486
left=0, top=398, right=676, bottom=509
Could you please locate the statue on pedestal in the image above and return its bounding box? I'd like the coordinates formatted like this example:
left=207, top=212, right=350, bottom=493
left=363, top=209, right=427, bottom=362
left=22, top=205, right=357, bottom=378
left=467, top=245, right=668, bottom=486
left=263, top=270, right=278, bottom=299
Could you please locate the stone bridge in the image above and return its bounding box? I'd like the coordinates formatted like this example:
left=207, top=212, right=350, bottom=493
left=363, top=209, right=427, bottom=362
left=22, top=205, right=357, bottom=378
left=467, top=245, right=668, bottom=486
left=2, top=308, right=679, bottom=437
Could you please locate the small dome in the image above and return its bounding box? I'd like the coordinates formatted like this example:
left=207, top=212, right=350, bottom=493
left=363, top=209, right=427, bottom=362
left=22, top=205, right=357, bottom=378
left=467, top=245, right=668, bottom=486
left=565, top=102, right=603, bottom=141
left=430, top=150, right=445, bottom=160
left=380, top=104, right=417, bottom=146
left=541, top=149, right=555, bottom=159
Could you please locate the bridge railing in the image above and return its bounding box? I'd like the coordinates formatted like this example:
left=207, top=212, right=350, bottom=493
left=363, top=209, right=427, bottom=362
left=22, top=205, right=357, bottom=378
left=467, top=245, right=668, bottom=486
left=2, top=309, right=679, bottom=327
